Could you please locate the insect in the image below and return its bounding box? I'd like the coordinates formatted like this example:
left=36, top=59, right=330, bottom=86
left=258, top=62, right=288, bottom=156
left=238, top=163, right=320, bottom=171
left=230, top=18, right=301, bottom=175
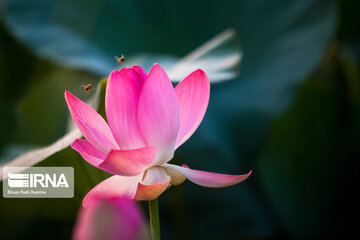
left=115, top=54, right=125, bottom=64
left=81, top=84, right=94, bottom=94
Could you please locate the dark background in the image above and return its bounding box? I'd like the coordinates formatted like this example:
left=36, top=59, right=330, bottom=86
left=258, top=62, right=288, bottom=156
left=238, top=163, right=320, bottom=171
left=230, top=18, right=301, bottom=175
left=0, top=0, right=359, bottom=239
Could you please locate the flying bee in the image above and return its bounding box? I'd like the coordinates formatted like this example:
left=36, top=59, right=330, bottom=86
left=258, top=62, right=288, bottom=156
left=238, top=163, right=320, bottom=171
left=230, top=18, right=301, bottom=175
left=115, top=54, right=125, bottom=64
left=81, top=84, right=94, bottom=94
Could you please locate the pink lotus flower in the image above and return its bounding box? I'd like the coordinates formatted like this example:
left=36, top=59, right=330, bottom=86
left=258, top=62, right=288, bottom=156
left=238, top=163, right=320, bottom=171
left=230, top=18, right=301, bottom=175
left=65, top=63, right=251, bottom=206
left=73, top=197, right=148, bottom=240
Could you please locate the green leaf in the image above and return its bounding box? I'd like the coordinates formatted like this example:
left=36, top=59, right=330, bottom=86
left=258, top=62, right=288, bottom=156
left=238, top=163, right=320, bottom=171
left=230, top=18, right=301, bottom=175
left=257, top=49, right=360, bottom=238
left=3, top=0, right=243, bottom=83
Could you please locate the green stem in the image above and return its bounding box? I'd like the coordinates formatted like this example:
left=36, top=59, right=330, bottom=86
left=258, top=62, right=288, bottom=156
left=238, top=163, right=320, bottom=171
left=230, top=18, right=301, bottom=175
left=149, top=198, right=161, bottom=240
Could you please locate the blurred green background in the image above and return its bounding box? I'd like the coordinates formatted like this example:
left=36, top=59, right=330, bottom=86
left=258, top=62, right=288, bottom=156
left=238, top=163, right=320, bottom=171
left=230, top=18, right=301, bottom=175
left=0, top=0, right=359, bottom=239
